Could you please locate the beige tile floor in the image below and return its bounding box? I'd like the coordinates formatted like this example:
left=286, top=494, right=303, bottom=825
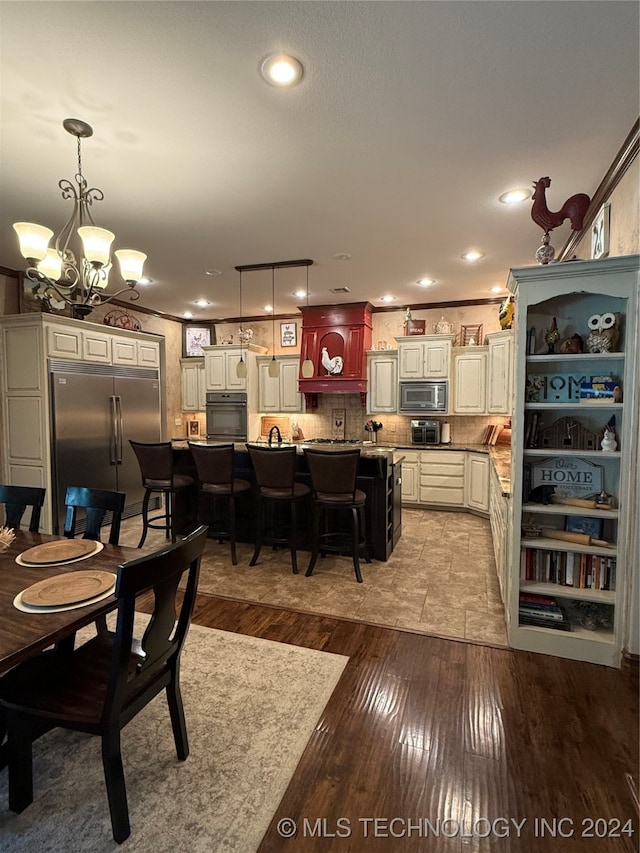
left=119, top=508, right=508, bottom=647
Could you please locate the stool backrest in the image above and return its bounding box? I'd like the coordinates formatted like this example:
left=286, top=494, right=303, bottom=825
left=189, top=443, right=234, bottom=487
left=0, top=484, right=46, bottom=532
left=130, top=441, right=174, bottom=486
left=64, top=486, right=126, bottom=545
left=247, top=445, right=297, bottom=493
left=304, top=448, right=361, bottom=498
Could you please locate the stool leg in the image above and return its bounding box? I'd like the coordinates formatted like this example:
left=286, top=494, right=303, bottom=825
left=290, top=500, right=299, bottom=574
left=305, top=503, right=321, bottom=577
left=168, top=491, right=176, bottom=542
left=138, top=488, right=152, bottom=548
left=359, top=505, right=372, bottom=564
left=229, top=495, right=238, bottom=566
left=351, top=506, right=363, bottom=583
left=250, top=498, right=264, bottom=566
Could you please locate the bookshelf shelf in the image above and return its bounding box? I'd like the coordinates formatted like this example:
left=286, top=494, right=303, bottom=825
left=507, top=255, right=638, bottom=668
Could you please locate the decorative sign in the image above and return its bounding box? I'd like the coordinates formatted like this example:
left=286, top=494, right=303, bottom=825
left=531, top=457, right=603, bottom=498
left=526, top=373, right=617, bottom=403
left=280, top=322, right=297, bottom=348
left=183, top=324, right=213, bottom=357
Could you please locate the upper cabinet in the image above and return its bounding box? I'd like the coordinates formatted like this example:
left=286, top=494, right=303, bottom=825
left=507, top=255, right=638, bottom=668
left=396, top=334, right=453, bottom=379
left=486, top=330, right=514, bottom=414
left=452, top=346, right=487, bottom=414
left=202, top=343, right=266, bottom=392
left=257, top=355, right=303, bottom=412
left=180, top=357, right=206, bottom=411
left=366, top=350, right=398, bottom=413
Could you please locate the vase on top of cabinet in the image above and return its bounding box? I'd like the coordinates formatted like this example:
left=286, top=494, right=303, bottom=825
left=507, top=254, right=638, bottom=668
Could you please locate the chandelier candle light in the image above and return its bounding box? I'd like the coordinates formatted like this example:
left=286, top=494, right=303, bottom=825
left=13, top=118, right=147, bottom=319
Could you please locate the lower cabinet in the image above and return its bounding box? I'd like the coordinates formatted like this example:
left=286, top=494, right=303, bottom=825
left=400, top=451, right=420, bottom=503
left=489, top=462, right=511, bottom=607
left=465, top=452, right=489, bottom=512
left=420, top=450, right=465, bottom=505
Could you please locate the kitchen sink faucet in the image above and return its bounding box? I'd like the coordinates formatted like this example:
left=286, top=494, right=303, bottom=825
left=268, top=425, right=283, bottom=445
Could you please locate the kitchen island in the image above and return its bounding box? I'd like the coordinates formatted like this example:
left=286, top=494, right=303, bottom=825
left=173, top=440, right=403, bottom=561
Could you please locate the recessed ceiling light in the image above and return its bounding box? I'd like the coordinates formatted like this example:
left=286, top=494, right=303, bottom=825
left=260, top=54, right=304, bottom=87
left=499, top=188, right=532, bottom=204
left=195, top=299, right=211, bottom=307
left=491, top=286, right=504, bottom=293
left=380, top=295, right=396, bottom=303
left=333, top=252, right=352, bottom=261
left=417, top=278, right=435, bottom=287
left=264, top=304, right=274, bottom=313
left=462, top=250, right=484, bottom=262
left=293, top=290, right=307, bottom=299
left=205, top=268, right=222, bottom=277
left=184, top=311, right=193, bottom=319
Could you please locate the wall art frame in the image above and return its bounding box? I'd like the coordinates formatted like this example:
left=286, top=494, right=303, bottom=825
left=183, top=323, right=215, bottom=357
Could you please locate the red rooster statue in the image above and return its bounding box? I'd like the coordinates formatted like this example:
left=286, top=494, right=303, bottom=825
left=531, top=177, right=590, bottom=235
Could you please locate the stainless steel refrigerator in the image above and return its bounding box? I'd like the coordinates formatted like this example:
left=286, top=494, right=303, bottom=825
left=49, top=359, right=163, bottom=535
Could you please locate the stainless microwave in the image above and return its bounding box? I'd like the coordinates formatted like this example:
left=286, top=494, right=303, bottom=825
left=399, top=381, right=448, bottom=413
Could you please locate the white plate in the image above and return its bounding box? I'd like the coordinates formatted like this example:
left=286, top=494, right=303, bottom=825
left=13, top=580, right=116, bottom=614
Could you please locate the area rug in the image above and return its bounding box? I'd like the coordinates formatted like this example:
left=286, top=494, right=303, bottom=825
left=0, top=620, right=349, bottom=852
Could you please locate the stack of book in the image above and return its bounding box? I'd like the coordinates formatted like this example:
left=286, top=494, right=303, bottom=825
left=518, top=592, right=571, bottom=631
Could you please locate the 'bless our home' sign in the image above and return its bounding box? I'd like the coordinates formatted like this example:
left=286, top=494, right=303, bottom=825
left=531, top=457, right=603, bottom=498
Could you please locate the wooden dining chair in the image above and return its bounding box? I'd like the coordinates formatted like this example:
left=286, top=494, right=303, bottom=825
left=63, top=486, right=126, bottom=545
left=0, top=525, right=209, bottom=844
left=0, top=485, right=46, bottom=533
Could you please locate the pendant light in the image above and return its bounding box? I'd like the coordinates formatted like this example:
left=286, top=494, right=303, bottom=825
left=236, top=268, right=247, bottom=379
left=268, top=266, right=280, bottom=378
left=301, top=263, right=314, bottom=378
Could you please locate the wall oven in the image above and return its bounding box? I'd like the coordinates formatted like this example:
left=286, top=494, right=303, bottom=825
left=205, top=392, right=248, bottom=441
left=399, top=381, right=448, bottom=413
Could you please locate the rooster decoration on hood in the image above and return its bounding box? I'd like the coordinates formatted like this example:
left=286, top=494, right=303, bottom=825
left=531, top=177, right=590, bottom=265
left=321, top=347, right=344, bottom=375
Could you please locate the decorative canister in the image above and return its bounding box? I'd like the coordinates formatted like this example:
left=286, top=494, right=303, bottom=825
left=433, top=316, right=453, bottom=335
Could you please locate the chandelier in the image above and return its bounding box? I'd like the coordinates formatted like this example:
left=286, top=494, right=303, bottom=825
left=13, top=118, right=147, bottom=320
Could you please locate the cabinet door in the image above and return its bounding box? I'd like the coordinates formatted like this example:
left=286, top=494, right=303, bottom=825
left=112, top=338, right=138, bottom=365
left=487, top=333, right=513, bottom=413
left=258, top=360, right=279, bottom=411
left=81, top=330, right=112, bottom=362
left=225, top=352, right=246, bottom=390
left=181, top=363, right=200, bottom=411
left=367, top=354, right=397, bottom=413
left=465, top=453, right=489, bottom=511
left=453, top=350, right=487, bottom=413
left=138, top=340, right=160, bottom=368
left=398, top=342, right=424, bottom=378
left=423, top=339, right=451, bottom=378
left=46, top=325, right=81, bottom=359
left=204, top=352, right=226, bottom=389
left=280, top=359, right=302, bottom=411
left=400, top=461, right=419, bottom=503
left=196, top=362, right=207, bottom=409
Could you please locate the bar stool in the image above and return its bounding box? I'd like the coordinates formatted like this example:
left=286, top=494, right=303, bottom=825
left=130, top=441, right=194, bottom=548
left=188, top=442, right=250, bottom=565
left=304, top=448, right=371, bottom=583
left=246, top=444, right=310, bottom=574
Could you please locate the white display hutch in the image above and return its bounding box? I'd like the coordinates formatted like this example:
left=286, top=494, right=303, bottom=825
left=507, top=255, right=638, bottom=668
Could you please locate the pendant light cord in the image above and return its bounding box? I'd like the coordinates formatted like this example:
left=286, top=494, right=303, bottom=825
left=271, top=266, right=276, bottom=360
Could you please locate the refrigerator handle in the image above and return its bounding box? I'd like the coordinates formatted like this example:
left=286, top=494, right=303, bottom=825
left=109, top=396, right=118, bottom=464
left=116, top=395, right=123, bottom=464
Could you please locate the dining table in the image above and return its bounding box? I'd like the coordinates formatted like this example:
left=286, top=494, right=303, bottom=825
left=0, top=530, right=138, bottom=676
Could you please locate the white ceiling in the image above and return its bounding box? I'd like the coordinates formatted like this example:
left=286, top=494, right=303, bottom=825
left=1, top=1, right=638, bottom=321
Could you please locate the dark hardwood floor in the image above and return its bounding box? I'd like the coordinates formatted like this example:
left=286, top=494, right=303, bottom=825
left=179, top=592, right=639, bottom=852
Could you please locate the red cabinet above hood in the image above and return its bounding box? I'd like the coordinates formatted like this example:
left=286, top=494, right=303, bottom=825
left=298, top=303, right=373, bottom=401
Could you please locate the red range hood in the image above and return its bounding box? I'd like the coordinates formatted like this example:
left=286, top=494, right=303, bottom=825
left=298, top=302, right=373, bottom=405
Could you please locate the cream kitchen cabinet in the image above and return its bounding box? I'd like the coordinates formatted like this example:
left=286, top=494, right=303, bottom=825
left=490, top=460, right=511, bottom=606
left=180, top=357, right=206, bottom=411
left=465, top=451, right=490, bottom=512
left=452, top=347, right=488, bottom=414
left=419, top=450, right=465, bottom=506
left=399, top=450, right=420, bottom=503
left=395, top=334, right=453, bottom=380
left=486, top=330, right=513, bottom=414
left=366, top=350, right=398, bottom=413
left=203, top=346, right=246, bottom=391
left=257, top=355, right=303, bottom=412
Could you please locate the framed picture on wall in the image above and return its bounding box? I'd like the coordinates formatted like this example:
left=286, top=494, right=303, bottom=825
left=591, top=203, right=610, bottom=260
left=187, top=419, right=200, bottom=437
left=183, top=324, right=214, bottom=357
left=280, top=321, right=297, bottom=348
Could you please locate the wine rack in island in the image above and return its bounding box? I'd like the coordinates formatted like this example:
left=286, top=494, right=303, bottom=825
left=507, top=254, right=638, bottom=667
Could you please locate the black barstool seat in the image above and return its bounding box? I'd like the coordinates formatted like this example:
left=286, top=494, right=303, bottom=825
left=246, top=444, right=310, bottom=574
left=304, top=448, right=371, bottom=583
left=189, top=442, right=250, bottom=565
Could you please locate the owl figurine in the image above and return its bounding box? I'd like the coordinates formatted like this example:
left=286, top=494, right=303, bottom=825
left=586, top=313, right=621, bottom=353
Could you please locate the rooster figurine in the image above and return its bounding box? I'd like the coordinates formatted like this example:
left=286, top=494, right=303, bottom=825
left=531, top=177, right=590, bottom=264
left=321, top=347, right=344, bottom=375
